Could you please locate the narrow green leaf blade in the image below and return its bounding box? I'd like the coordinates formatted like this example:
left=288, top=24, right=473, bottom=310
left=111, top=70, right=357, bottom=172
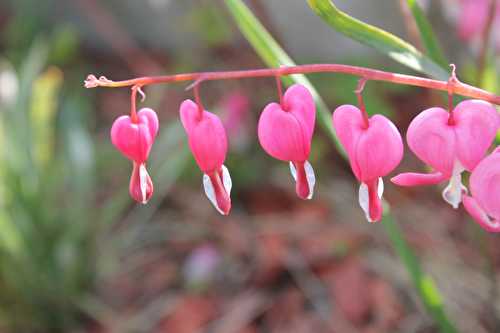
left=406, top=0, right=448, bottom=68
left=223, top=0, right=345, bottom=155
left=382, top=214, right=457, bottom=333
left=307, top=0, right=449, bottom=80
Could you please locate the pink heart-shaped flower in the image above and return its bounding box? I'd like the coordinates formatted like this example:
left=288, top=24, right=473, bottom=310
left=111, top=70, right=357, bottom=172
left=405, top=107, right=456, bottom=177
left=258, top=84, right=315, bottom=162
left=333, top=104, right=403, bottom=222
left=404, top=101, right=499, bottom=177
left=258, top=84, right=316, bottom=200
left=392, top=100, right=499, bottom=208
left=180, top=99, right=228, bottom=174
left=180, top=99, right=232, bottom=215
left=111, top=108, right=159, bottom=163
left=333, top=105, right=403, bottom=182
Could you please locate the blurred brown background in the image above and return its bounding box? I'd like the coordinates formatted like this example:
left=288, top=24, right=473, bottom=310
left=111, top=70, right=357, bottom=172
left=0, top=0, right=499, bottom=332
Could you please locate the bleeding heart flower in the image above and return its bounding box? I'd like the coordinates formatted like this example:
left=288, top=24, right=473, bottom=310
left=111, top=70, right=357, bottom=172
left=111, top=108, right=159, bottom=163
left=257, top=84, right=316, bottom=200
left=392, top=100, right=500, bottom=208
left=129, top=162, right=154, bottom=204
left=111, top=108, right=158, bottom=204
left=333, top=105, right=404, bottom=222
left=180, top=99, right=232, bottom=215
left=463, top=147, right=500, bottom=232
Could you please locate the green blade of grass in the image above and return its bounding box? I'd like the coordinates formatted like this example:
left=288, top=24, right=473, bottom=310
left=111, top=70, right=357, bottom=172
left=406, top=0, right=448, bottom=68
left=223, top=0, right=345, bottom=156
left=382, top=213, right=457, bottom=333
left=307, top=0, right=449, bottom=80
left=223, top=1, right=457, bottom=332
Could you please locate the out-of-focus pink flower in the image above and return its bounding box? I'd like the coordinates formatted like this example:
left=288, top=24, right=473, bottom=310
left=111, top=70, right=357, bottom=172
left=111, top=108, right=159, bottom=204
left=449, top=0, right=500, bottom=51
left=333, top=105, right=404, bottom=222
left=220, top=90, right=252, bottom=151
left=221, top=90, right=250, bottom=137
left=392, top=100, right=500, bottom=208
left=463, top=147, right=500, bottom=232
left=180, top=99, right=232, bottom=215
left=111, top=108, right=159, bottom=163
left=258, top=84, right=316, bottom=200
left=183, top=244, right=220, bottom=287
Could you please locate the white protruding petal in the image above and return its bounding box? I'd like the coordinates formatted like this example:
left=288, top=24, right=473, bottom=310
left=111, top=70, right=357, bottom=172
left=378, top=177, right=384, bottom=198
left=359, top=182, right=371, bottom=222
left=203, top=174, right=224, bottom=215
left=221, top=164, right=232, bottom=195
left=358, top=178, right=383, bottom=223
left=289, top=161, right=316, bottom=200
left=289, top=162, right=297, bottom=181
left=442, top=161, right=466, bottom=209
left=139, top=164, right=148, bottom=204
left=304, top=161, right=316, bottom=200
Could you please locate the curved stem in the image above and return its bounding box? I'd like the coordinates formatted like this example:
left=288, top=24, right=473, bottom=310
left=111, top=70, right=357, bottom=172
left=275, top=75, right=285, bottom=109
left=193, top=83, right=204, bottom=118
left=85, top=63, right=500, bottom=105
left=130, top=85, right=139, bottom=123
left=355, top=78, right=369, bottom=128
left=447, top=65, right=458, bottom=125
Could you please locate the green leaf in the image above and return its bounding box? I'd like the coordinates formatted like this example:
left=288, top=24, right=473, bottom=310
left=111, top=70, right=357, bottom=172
left=224, top=1, right=457, bottom=331
left=406, top=0, right=448, bottom=68
left=223, top=0, right=346, bottom=156
left=307, top=0, right=449, bottom=80
left=30, top=67, right=63, bottom=169
left=382, top=214, right=457, bottom=333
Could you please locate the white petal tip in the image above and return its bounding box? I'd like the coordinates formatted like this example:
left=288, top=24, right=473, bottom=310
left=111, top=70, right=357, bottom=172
left=203, top=165, right=232, bottom=215
left=358, top=183, right=371, bottom=222
left=203, top=174, right=223, bottom=214
left=358, top=178, right=384, bottom=223
left=442, top=181, right=467, bottom=209
left=289, top=161, right=316, bottom=200
left=139, top=164, right=149, bottom=203
left=442, top=161, right=466, bottom=209
left=221, top=164, right=232, bottom=195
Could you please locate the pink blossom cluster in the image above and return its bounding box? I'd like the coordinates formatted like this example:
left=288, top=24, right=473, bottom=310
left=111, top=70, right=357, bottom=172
left=110, top=84, right=500, bottom=231
left=454, top=0, right=500, bottom=51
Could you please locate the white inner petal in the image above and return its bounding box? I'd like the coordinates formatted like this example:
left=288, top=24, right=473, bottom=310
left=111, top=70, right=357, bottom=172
left=358, top=178, right=383, bottom=223
left=442, top=161, right=466, bottom=209
left=289, top=161, right=316, bottom=200
left=139, top=164, right=149, bottom=204
left=304, top=161, right=316, bottom=200
left=289, top=162, right=297, bottom=181
left=358, top=182, right=371, bottom=222
left=221, top=164, right=232, bottom=195
left=203, top=174, right=223, bottom=215
left=378, top=177, right=384, bottom=198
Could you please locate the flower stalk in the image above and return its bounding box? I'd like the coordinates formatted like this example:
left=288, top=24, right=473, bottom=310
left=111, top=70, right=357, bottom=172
left=85, top=63, right=500, bottom=105
left=354, top=78, right=369, bottom=129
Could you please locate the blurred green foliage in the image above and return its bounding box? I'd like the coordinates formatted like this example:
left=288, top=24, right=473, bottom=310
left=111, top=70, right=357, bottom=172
left=0, top=36, right=98, bottom=331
